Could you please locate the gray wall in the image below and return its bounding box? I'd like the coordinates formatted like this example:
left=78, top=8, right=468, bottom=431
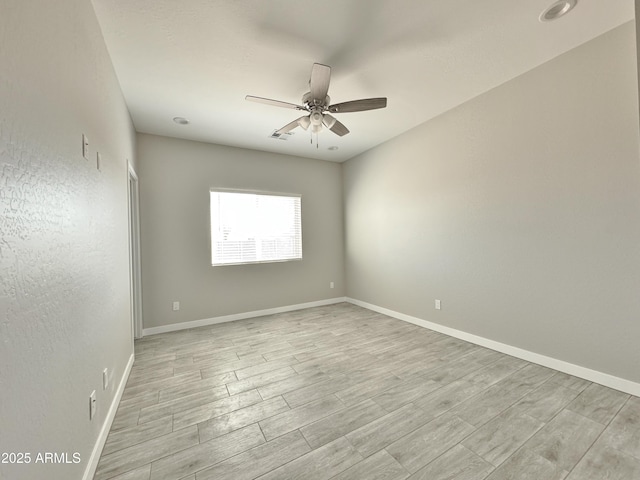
left=0, top=1, right=137, bottom=479
left=635, top=0, right=640, bottom=113
left=344, top=22, right=640, bottom=384
left=637, top=0, right=640, bottom=124
left=137, top=134, right=345, bottom=329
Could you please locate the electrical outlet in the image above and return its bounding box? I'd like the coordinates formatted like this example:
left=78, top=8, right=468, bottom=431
left=102, top=368, right=108, bottom=390
left=330, top=282, right=334, bottom=289
left=435, top=299, right=441, bottom=310
left=82, top=134, right=89, bottom=160
left=89, top=390, right=97, bottom=420
left=172, top=301, right=180, bottom=311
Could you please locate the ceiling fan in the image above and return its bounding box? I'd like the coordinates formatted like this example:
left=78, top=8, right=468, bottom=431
left=246, top=63, right=387, bottom=138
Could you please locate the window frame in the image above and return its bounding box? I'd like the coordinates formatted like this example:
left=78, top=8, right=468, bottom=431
left=209, top=188, right=303, bottom=267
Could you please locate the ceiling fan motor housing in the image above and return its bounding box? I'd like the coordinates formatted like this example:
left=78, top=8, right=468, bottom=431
left=302, top=92, right=330, bottom=109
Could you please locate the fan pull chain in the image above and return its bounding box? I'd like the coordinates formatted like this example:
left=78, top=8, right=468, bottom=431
left=309, top=131, right=319, bottom=148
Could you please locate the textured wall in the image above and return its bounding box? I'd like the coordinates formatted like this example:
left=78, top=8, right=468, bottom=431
left=344, top=22, right=640, bottom=385
left=137, top=133, right=345, bottom=329
left=637, top=0, right=640, bottom=124
left=0, top=1, right=136, bottom=479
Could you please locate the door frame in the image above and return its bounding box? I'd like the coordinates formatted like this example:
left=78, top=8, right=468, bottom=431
left=128, top=162, right=143, bottom=339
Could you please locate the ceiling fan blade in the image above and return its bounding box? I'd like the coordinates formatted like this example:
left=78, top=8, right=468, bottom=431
left=309, top=63, right=331, bottom=102
left=328, top=97, right=387, bottom=113
left=323, top=114, right=349, bottom=136
left=245, top=95, right=305, bottom=110
left=275, top=115, right=309, bottom=135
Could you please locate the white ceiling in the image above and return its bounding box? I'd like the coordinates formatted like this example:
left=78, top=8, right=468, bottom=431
left=91, top=0, right=634, bottom=162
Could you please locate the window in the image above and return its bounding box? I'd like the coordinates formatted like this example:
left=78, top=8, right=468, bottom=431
left=210, top=190, right=302, bottom=266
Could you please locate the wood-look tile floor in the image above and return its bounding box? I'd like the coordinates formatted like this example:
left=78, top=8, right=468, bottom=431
left=94, top=303, right=640, bottom=480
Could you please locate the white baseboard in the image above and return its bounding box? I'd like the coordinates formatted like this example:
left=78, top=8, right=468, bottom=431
left=83, top=352, right=135, bottom=480
left=347, top=297, right=640, bottom=397
left=142, top=297, right=348, bottom=336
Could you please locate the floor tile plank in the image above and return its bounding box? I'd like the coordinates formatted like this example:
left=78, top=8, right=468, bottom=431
left=158, top=373, right=236, bottom=403
left=106, top=464, right=151, bottom=480
left=372, top=378, right=442, bottom=412
left=139, top=386, right=229, bottom=424
left=331, top=450, right=410, bottom=480
left=513, top=381, right=580, bottom=422
left=94, top=427, right=199, bottom=480
left=259, top=394, right=345, bottom=441
left=565, top=442, right=640, bottom=480
left=300, top=399, right=387, bottom=449
left=226, top=366, right=297, bottom=396
left=234, top=357, right=299, bottom=380
left=598, top=396, right=640, bottom=459
left=282, top=374, right=353, bottom=408
left=385, top=413, right=476, bottom=473
left=149, top=424, right=265, bottom=480
left=407, top=444, right=494, bottom=480
left=345, top=403, right=433, bottom=458
left=172, top=389, right=263, bottom=430
left=335, top=374, right=404, bottom=407
left=257, top=370, right=331, bottom=400
left=103, top=417, right=173, bottom=456
left=462, top=407, right=544, bottom=467
left=255, top=436, right=363, bottom=480
left=195, top=430, right=311, bottom=480
left=522, top=409, right=604, bottom=471
left=121, top=371, right=202, bottom=401
left=484, top=449, right=567, bottom=480
left=197, top=396, right=290, bottom=442
left=566, top=383, right=629, bottom=425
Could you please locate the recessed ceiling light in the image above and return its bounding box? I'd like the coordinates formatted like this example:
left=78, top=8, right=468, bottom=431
left=328, top=146, right=339, bottom=151
left=173, top=117, right=189, bottom=125
left=539, top=0, right=577, bottom=22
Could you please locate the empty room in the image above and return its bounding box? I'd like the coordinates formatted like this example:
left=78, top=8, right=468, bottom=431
left=2, top=1, right=640, bottom=479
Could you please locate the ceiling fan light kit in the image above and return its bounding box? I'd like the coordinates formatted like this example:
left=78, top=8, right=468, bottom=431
left=297, top=116, right=311, bottom=130
left=246, top=63, right=387, bottom=142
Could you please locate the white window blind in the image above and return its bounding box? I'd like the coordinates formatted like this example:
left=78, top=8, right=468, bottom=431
left=210, top=190, right=302, bottom=266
